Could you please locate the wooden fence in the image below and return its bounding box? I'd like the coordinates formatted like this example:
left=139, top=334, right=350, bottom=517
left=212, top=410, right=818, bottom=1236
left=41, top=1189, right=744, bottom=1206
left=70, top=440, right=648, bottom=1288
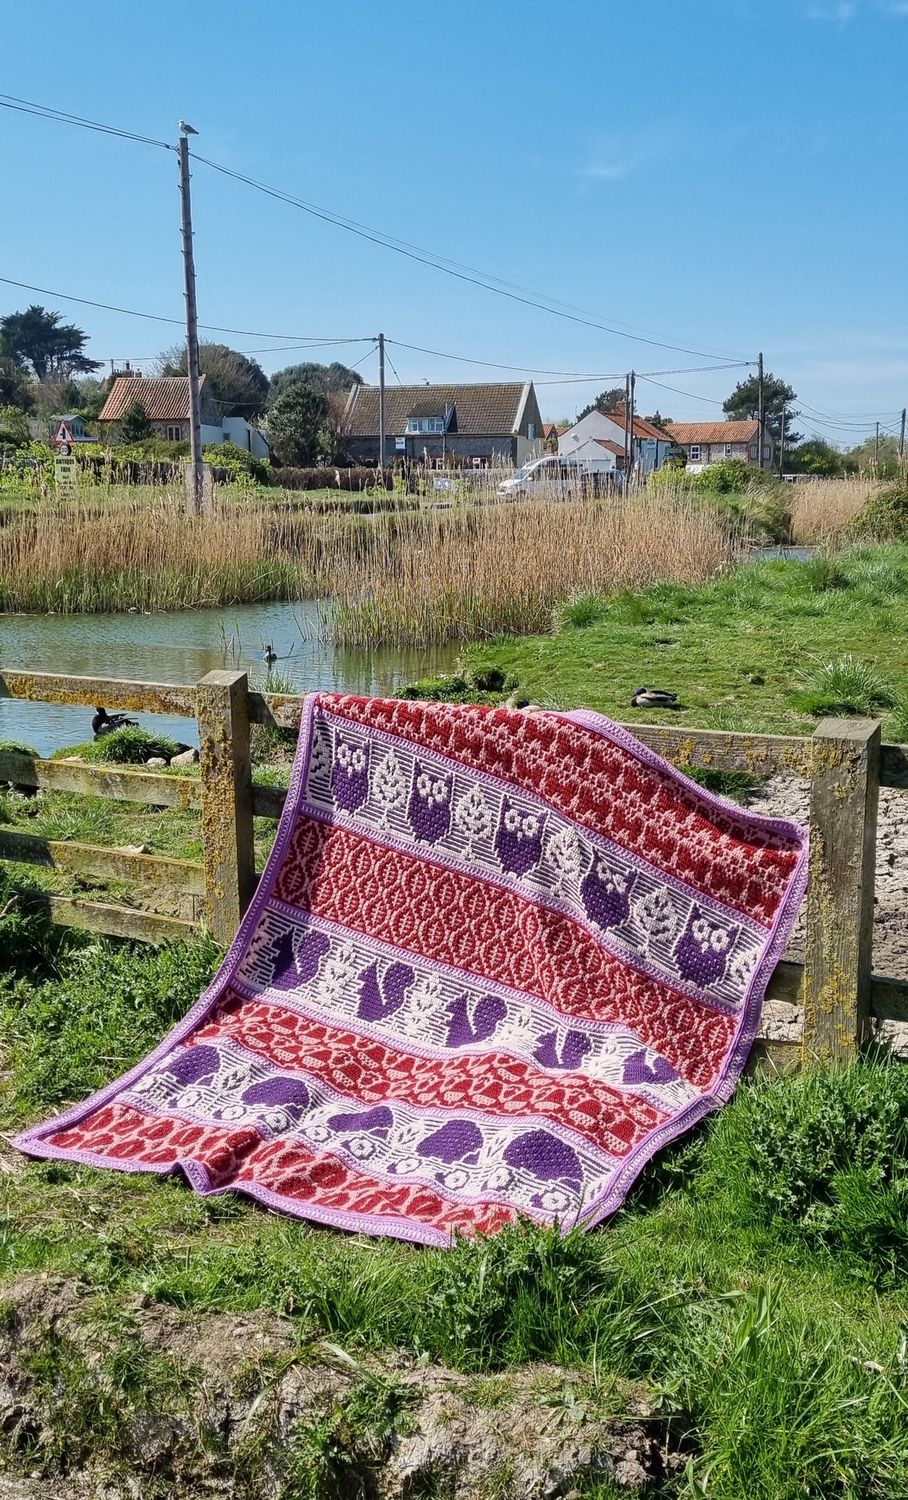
left=1, top=668, right=907, bottom=1071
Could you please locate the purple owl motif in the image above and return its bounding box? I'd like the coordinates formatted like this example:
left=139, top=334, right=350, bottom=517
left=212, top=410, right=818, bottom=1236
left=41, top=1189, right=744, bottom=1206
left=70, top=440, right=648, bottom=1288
left=580, top=855, right=635, bottom=930
left=674, top=907, right=739, bottom=987
left=407, top=762, right=452, bottom=844
left=494, top=796, right=546, bottom=877
left=357, top=961, right=415, bottom=1022
left=330, top=734, right=370, bottom=813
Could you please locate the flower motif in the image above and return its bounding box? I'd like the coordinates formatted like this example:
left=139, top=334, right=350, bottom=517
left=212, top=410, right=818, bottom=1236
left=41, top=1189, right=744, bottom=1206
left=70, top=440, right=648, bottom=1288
left=444, top=1168, right=468, bottom=1190
left=487, top=1166, right=513, bottom=1191
left=309, top=1123, right=330, bottom=1143
left=220, top=1104, right=245, bottom=1122
left=178, top=1087, right=203, bottom=1108
left=392, top=1155, right=423, bottom=1177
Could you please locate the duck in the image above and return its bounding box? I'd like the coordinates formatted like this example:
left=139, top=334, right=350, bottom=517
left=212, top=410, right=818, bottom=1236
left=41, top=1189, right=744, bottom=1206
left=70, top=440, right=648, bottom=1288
left=631, top=687, right=680, bottom=710
left=91, top=707, right=139, bottom=737
left=263, top=642, right=278, bottom=665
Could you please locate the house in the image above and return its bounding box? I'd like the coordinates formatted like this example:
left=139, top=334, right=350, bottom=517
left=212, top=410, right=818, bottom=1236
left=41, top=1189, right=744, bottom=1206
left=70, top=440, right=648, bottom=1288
left=50, top=415, right=94, bottom=446
left=97, top=375, right=270, bottom=457
left=663, top=420, right=768, bottom=470
left=341, top=382, right=544, bottom=467
left=558, top=408, right=674, bottom=475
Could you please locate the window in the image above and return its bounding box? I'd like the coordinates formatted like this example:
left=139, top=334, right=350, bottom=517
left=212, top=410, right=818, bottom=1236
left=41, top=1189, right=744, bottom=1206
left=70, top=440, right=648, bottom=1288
left=166, top=424, right=183, bottom=442
left=527, top=422, right=536, bottom=440
left=724, top=444, right=733, bottom=458
left=406, top=416, right=446, bottom=434
left=748, top=445, right=757, bottom=460
left=689, top=444, right=701, bottom=461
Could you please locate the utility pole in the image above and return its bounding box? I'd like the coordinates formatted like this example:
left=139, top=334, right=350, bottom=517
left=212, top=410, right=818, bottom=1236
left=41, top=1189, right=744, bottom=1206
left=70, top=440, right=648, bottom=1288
left=178, top=122, right=203, bottom=516
left=778, top=404, right=786, bottom=479
left=377, top=333, right=386, bottom=473
left=875, top=421, right=880, bottom=470
left=899, top=407, right=906, bottom=463
left=623, top=371, right=632, bottom=486
left=757, top=352, right=765, bottom=470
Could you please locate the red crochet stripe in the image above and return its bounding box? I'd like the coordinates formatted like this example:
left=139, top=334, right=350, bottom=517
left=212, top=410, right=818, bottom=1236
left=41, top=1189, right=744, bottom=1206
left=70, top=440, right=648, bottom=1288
left=320, top=694, right=797, bottom=926
left=273, top=817, right=735, bottom=1089
left=45, top=1102, right=516, bottom=1236
left=196, top=993, right=667, bottom=1157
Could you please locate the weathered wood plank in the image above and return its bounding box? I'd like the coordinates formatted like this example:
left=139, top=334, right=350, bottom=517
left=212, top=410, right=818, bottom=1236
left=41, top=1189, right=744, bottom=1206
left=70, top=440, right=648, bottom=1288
left=0, top=670, right=196, bottom=718
left=764, top=959, right=804, bottom=1005
left=803, top=718, right=881, bottom=1062
left=880, top=742, right=908, bottom=790
left=197, top=670, right=256, bottom=945
left=252, top=783, right=288, bottom=819
left=0, top=829, right=204, bottom=893
left=621, top=724, right=814, bottom=778
left=0, top=752, right=201, bottom=808
left=748, top=1037, right=801, bottom=1073
left=248, top=691, right=304, bottom=730
left=40, top=895, right=198, bottom=943
left=871, top=973, right=908, bottom=1024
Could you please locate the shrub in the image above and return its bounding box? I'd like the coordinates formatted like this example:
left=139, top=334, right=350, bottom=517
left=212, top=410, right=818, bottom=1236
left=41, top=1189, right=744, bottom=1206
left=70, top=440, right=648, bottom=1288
left=202, top=439, right=271, bottom=487
left=796, top=653, right=895, bottom=717
left=559, top=592, right=607, bottom=629
left=86, top=727, right=183, bottom=765
left=848, top=483, right=908, bottom=541
left=273, top=465, right=393, bottom=492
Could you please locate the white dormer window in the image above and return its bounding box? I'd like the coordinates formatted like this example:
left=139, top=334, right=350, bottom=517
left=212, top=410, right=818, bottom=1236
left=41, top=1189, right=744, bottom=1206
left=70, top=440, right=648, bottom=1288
left=406, top=416, right=446, bottom=434
left=689, top=444, right=701, bottom=461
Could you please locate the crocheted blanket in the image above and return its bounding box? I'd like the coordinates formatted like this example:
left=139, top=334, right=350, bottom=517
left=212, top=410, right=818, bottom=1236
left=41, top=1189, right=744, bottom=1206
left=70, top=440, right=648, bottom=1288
left=15, top=695, right=808, bottom=1246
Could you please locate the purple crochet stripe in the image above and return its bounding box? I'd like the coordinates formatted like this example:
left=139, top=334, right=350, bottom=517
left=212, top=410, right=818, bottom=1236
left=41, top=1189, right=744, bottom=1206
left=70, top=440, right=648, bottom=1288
left=13, top=697, right=809, bottom=1244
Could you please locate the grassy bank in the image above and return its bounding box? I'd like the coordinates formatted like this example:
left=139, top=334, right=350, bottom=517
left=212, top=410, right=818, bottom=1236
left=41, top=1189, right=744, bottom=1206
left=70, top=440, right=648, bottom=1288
left=466, top=545, right=908, bottom=741
left=1, top=917, right=907, bottom=1496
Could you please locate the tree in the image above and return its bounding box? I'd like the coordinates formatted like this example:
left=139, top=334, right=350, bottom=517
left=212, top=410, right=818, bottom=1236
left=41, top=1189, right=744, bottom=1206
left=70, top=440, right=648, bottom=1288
left=71, top=378, right=108, bottom=422
left=158, top=341, right=269, bottom=418
left=642, top=410, right=673, bottom=430
left=268, top=361, right=364, bottom=406
left=0, top=406, right=30, bottom=448
left=267, top=382, right=330, bottom=466
left=0, top=305, right=101, bottom=379
left=787, top=438, right=849, bottom=477
left=723, top=371, right=800, bottom=449
left=118, top=400, right=153, bottom=444
left=577, top=386, right=626, bottom=421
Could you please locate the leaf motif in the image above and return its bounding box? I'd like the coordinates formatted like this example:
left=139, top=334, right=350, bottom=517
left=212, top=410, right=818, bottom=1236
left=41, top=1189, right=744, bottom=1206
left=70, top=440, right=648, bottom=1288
left=453, top=782, right=494, bottom=856
left=547, top=824, right=583, bottom=894
left=318, top=941, right=359, bottom=1003
left=633, top=886, right=679, bottom=952
left=373, top=746, right=407, bottom=827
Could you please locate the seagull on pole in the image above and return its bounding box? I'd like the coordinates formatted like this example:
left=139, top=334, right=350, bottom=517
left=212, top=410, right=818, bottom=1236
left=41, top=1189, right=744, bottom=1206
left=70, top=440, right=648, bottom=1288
left=178, top=119, right=198, bottom=136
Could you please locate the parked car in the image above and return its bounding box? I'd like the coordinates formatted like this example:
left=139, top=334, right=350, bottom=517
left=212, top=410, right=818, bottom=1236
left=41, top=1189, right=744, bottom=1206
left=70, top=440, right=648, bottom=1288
left=498, top=455, right=619, bottom=497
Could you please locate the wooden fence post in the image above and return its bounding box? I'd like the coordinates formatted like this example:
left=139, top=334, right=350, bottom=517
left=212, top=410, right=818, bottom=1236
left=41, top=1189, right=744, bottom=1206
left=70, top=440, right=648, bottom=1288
left=197, top=670, right=256, bottom=945
left=802, top=717, right=880, bottom=1063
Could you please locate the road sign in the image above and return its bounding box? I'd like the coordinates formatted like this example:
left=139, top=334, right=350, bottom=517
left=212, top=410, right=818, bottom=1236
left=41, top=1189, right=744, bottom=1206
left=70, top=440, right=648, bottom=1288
left=52, top=419, right=75, bottom=449
left=54, top=454, right=78, bottom=498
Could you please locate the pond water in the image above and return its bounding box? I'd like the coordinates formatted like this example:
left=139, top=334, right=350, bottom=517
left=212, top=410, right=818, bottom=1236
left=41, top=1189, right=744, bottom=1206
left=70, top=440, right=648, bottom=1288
left=0, top=600, right=458, bottom=757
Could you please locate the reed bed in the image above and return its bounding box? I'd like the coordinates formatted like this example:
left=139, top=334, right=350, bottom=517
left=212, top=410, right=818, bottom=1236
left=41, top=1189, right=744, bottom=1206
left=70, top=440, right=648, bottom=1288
left=789, top=476, right=877, bottom=544
left=0, top=482, right=737, bottom=642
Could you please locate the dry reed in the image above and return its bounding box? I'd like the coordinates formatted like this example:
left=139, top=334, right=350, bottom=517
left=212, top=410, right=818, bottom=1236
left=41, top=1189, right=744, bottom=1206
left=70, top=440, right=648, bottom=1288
left=789, top=477, right=877, bottom=545
left=0, top=482, right=737, bottom=642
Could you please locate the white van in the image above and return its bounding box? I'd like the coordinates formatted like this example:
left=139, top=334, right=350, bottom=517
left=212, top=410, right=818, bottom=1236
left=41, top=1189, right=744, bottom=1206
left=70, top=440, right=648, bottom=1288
left=498, top=455, right=619, bottom=497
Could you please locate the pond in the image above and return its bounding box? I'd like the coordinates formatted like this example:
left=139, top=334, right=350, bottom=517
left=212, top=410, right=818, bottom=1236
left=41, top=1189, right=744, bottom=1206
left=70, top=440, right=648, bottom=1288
left=0, top=600, right=459, bottom=757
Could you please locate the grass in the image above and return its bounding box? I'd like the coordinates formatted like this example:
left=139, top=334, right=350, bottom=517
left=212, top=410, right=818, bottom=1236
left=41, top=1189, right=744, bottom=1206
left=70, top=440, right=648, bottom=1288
left=790, top=477, right=878, bottom=544
left=465, top=544, right=908, bottom=742
left=1, top=916, right=907, bottom=1495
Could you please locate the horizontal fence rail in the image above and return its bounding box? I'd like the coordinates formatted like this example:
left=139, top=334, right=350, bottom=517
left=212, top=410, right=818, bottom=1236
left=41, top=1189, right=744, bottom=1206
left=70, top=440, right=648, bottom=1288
left=1, top=668, right=907, bottom=1070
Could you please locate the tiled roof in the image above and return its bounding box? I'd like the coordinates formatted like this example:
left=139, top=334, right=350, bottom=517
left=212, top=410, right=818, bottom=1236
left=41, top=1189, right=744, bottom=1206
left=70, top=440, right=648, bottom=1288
left=665, top=420, right=759, bottom=446
left=98, top=375, right=208, bottom=423
left=608, top=409, right=669, bottom=442
left=344, top=382, right=529, bottom=437
left=594, top=439, right=625, bottom=456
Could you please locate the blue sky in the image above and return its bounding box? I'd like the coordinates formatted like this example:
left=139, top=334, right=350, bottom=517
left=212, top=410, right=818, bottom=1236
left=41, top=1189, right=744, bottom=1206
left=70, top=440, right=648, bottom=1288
left=3, top=0, right=906, bottom=441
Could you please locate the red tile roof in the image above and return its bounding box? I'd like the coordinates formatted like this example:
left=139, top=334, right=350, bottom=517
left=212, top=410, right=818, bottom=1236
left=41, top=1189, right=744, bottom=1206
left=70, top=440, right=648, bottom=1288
left=343, top=382, right=528, bottom=437
left=664, top=420, right=759, bottom=446
left=594, top=439, right=624, bottom=456
left=98, top=375, right=209, bottom=423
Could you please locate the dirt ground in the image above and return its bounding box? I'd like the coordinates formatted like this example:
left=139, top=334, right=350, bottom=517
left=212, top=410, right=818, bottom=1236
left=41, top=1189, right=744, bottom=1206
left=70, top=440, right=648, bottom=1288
left=749, top=775, right=908, bottom=1055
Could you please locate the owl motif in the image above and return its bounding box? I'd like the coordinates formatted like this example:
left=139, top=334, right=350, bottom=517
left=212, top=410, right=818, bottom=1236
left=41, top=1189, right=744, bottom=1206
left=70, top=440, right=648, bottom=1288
left=674, top=906, right=739, bottom=986
left=494, top=796, right=546, bottom=877
left=580, top=855, right=635, bottom=930
left=407, top=762, right=452, bottom=844
left=330, top=734, right=370, bottom=813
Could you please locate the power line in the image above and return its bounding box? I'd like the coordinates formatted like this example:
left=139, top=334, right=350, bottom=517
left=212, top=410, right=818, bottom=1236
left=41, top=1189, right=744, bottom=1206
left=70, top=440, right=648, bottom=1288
left=0, top=93, right=171, bottom=151
left=634, top=374, right=729, bottom=407
left=386, top=338, right=750, bottom=380
left=0, top=275, right=371, bottom=344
